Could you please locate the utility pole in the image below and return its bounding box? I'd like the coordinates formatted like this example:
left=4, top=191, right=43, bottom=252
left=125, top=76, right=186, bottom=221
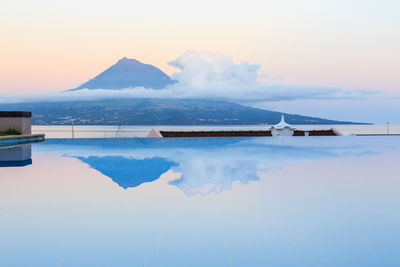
left=115, top=124, right=121, bottom=138
left=71, top=119, right=75, bottom=138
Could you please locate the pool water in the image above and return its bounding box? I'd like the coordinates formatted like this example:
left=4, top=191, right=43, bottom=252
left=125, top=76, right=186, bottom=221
left=0, top=137, right=399, bottom=266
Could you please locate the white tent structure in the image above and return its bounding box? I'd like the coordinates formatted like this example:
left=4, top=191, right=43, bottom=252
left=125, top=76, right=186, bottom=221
left=270, top=115, right=295, bottom=136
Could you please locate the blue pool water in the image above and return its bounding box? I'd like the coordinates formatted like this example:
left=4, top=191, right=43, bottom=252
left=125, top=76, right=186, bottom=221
left=0, top=137, right=399, bottom=266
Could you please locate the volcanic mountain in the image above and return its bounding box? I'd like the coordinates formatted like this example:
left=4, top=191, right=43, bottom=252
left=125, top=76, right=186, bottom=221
left=72, top=57, right=174, bottom=90
left=0, top=58, right=367, bottom=125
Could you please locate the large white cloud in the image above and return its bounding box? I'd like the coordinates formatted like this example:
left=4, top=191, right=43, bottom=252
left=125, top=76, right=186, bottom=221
left=0, top=50, right=377, bottom=104
left=168, top=50, right=260, bottom=87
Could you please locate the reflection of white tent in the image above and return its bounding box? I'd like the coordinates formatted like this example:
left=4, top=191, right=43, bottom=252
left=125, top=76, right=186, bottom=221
left=270, top=115, right=295, bottom=136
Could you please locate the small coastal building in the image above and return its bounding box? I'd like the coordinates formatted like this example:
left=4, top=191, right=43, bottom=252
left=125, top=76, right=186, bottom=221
left=270, top=115, right=295, bottom=136
left=0, top=111, right=44, bottom=151
left=0, top=111, right=31, bottom=135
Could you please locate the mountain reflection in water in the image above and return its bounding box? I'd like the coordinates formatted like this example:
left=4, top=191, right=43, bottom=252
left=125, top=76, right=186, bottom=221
left=77, top=156, right=176, bottom=189
left=33, top=137, right=381, bottom=196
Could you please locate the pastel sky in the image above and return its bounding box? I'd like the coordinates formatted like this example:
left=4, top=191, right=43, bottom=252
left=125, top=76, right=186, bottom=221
left=1, top=0, right=400, bottom=123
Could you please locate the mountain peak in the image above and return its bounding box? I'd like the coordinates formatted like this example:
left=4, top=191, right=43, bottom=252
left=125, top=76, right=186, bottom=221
left=72, top=58, right=174, bottom=90
left=117, top=57, right=139, bottom=64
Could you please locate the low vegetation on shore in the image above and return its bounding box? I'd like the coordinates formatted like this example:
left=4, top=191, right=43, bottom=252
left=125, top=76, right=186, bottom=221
left=0, top=129, right=22, bottom=136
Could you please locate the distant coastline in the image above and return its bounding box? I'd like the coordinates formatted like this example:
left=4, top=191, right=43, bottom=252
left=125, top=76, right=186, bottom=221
left=0, top=98, right=369, bottom=126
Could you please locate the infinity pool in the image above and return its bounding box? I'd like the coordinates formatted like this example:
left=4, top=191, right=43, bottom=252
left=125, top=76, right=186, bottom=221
left=0, top=137, right=399, bottom=266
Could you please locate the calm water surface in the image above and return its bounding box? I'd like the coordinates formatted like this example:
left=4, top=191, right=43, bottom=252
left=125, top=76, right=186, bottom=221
left=0, top=137, right=399, bottom=266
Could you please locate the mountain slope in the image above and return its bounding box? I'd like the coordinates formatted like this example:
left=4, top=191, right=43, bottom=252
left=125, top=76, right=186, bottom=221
left=72, top=57, right=174, bottom=90
left=0, top=98, right=364, bottom=125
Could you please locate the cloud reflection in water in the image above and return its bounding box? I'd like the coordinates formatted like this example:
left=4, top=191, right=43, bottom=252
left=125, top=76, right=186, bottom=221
left=36, top=137, right=380, bottom=196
